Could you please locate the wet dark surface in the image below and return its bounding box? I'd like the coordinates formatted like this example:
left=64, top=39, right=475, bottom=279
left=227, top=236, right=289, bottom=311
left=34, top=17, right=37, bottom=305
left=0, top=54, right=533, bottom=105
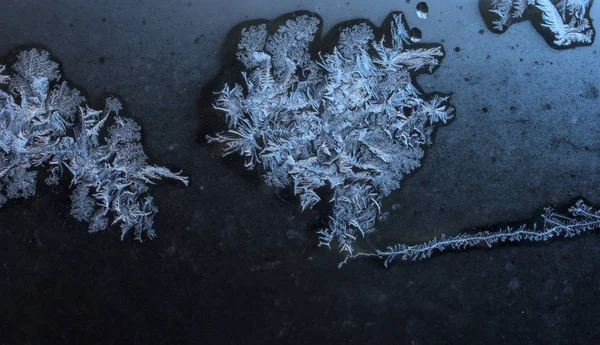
left=1, top=1, right=600, bottom=344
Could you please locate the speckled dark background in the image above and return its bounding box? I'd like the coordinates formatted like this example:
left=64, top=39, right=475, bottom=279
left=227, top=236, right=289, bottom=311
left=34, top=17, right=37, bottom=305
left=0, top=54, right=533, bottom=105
left=1, top=0, right=600, bottom=344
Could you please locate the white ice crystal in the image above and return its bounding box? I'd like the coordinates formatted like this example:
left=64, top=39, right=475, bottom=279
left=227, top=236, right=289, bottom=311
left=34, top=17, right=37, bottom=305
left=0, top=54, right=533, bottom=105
left=209, top=13, right=453, bottom=258
left=487, top=0, right=594, bottom=47
left=0, top=49, right=188, bottom=240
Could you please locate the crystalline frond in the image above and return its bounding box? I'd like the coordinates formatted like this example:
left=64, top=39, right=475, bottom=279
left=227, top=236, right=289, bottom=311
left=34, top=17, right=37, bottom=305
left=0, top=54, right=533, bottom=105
left=337, top=23, right=374, bottom=59
left=391, top=13, right=411, bottom=51
left=48, top=81, right=85, bottom=121
left=237, top=24, right=269, bottom=69
left=11, top=49, right=60, bottom=82
left=490, top=0, right=515, bottom=31
left=537, top=0, right=568, bottom=36
left=0, top=48, right=187, bottom=241
left=213, top=84, right=245, bottom=127
left=536, top=0, right=593, bottom=45
left=391, top=46, right=444, bottom=72
left=485, top=0, right=594, bottom=47
left=265, top=15, right=320, bottom=82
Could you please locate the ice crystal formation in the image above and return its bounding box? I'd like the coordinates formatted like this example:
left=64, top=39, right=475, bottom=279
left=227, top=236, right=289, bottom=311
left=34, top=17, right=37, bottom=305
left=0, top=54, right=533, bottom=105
left=350, top=200, right=600, bottom=267
left=209, top=13, right=453, bottom=258
left=0, top=49, right=188, bottom=240
left=486, top=0, right=594, bottom=47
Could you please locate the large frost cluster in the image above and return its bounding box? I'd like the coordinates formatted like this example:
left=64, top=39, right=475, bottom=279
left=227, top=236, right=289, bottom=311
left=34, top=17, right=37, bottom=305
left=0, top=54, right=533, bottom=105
left=488, top=0, right=594, bottom=47
left=209, top=13, right=453, bottom=257
left=0, top=49, right=188, bottom=241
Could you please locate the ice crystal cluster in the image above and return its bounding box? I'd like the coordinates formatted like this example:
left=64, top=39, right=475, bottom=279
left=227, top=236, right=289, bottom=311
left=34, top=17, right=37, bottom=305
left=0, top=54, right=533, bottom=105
left=0, top=49, right=188, bottom=240
left=488, top=0, right=594, bottom=47
left=209, top=13, right=453, bottom=257
left=354, top=200, right=600, bottom=267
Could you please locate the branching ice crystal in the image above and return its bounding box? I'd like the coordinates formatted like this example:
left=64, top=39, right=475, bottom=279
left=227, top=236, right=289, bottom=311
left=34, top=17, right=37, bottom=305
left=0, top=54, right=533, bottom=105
left=486, top=0, right=594, bottom=47
left=209, top=13, right=453, bottom=258
left=0, top=49, right=188, bottom=240
left=349, top=200, right=600, bottom=268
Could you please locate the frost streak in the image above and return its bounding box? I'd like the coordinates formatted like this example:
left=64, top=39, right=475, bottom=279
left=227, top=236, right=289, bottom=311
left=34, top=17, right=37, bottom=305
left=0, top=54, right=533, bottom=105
left=351, top=200, right=600, bottom=268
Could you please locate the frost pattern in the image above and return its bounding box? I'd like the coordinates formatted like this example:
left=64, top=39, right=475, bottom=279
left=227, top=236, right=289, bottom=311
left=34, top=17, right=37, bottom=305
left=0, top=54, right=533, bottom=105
left=0, top=49, right=188, bottom=240
left=209, top=13, right=453, bottom=258
left=349, top=200, right=600, bottom=268
left=486, top=0, right=594, bottom=47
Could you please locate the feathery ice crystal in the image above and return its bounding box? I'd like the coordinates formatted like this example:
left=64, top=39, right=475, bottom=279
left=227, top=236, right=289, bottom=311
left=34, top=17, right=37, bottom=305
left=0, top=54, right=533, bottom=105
left=487, top=0, right=594, bottom=47
left=0, top=49, right=188, bottom=241
left=209, top=13, right=453, bottom=257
